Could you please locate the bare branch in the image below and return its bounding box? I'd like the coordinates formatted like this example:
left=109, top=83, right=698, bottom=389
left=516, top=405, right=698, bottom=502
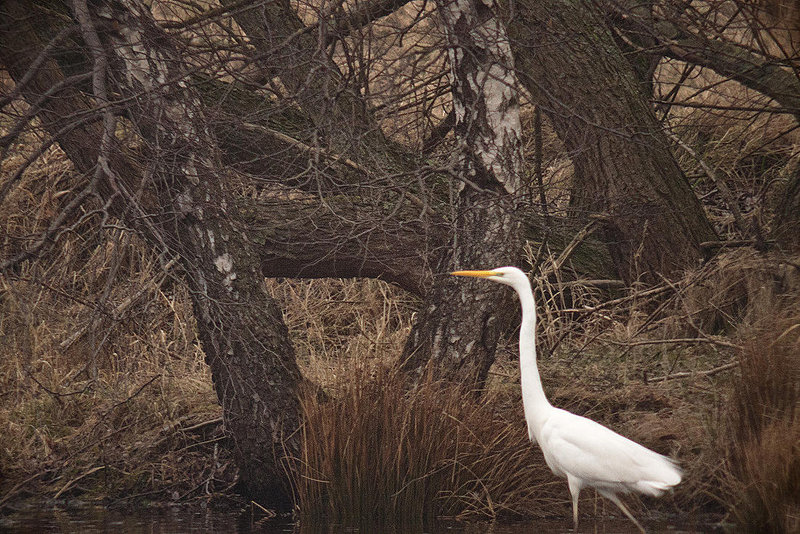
left=608, top=0, right=800, bottom=117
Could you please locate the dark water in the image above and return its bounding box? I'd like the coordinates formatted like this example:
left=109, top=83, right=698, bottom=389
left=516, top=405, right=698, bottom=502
left=0, top=505, right=719, bottom=533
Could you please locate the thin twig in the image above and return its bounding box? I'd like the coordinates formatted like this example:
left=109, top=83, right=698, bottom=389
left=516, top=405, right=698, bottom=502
left=239, top=121, right=370, bottom=175
left=54, top=465, right=106, bottom=499
left=651, top=361, right=738, bottom=382
left=700, top=239, right=775, bottom=251
left=180, top=417, right=224, bottom=434
left=558, top=283, right=673, bottom=315
left=251, top=500, right=277, bottom=518
left=160, top=0, right=254, bottom=30
left=150, top=416, right=224, bottom=450
left=602, top=337, right=740, bottom=350
left=540, top=220, right=598, bottom=277
left=560, top=279, right=625, bottom=289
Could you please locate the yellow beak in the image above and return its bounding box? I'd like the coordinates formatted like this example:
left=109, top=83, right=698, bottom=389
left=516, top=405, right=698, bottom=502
left=450, top=270, right=499, bottom=278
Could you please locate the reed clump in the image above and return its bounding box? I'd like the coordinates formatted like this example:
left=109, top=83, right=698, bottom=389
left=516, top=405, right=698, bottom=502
left=290, top=365, right=557, bottom=529
left=722, top=313, right=800, bottom=533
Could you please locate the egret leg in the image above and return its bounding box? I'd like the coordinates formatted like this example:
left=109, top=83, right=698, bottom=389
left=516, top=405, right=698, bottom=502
left=572, top=491, right=579, bottom=532
left=567, top=476, right=582, bottom=532
left=599, top=490, right=646, bottom=534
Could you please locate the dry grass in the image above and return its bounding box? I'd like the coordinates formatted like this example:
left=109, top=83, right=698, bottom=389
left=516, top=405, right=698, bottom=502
left=0, top=240, right=225, bottom=504
left=290, top=366, right=557, bottom=529
left=0, top=144, right=224, bottom=506
left=721, top=314, right=800, bottom=533
left=265, top=277, right=416, bottom=387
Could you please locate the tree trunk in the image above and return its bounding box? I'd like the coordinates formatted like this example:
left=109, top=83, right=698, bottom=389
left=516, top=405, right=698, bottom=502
left=0, top=0, right=301, bottom=507
left=401, top=0, right=525, bottom=386
left=507, top=0, right=717, bottom=283
left=238, top=193, right=442, bottom=295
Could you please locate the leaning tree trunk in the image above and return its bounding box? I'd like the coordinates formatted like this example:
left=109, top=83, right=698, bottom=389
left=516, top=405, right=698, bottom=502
left=507, top=0, right=717, bottom=283
left=401, top=0, right=525, bottom=387
left=0, top=0, right=301, bottom=507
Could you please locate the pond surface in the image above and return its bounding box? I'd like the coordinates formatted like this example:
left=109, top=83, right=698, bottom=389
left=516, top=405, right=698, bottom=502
left=0, top=505, right=720, bottom=533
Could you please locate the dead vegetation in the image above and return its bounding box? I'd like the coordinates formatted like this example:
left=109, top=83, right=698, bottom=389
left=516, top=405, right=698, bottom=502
left=2, top=4, right=800, bottom=529
left=1, top=185, right=798, bottom=525
left=722, top=313, right=800, bottom=533
left=290, top=368, right=556, bottom=529
left=0, top=142, right=226, bottom=506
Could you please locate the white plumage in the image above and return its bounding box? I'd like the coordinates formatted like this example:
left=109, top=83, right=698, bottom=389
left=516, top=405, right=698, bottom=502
left=452, top=266, right=682, bottom=533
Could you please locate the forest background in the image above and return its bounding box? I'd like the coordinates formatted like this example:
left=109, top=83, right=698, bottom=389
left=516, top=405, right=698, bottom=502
left=1, top=0, right=799, bottom=531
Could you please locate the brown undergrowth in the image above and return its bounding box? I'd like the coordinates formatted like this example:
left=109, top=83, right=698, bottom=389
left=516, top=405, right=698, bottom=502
left=2, top=147, right=797, bottom=524
left=722, top=312, right=800, bottom=533
left=290, top=367, right=556, bottom=529
left=2, top=59, right=800, bottom=532
left=0, top=243, right=228, bottom=506
left=0, top=141, right=226, bottom=507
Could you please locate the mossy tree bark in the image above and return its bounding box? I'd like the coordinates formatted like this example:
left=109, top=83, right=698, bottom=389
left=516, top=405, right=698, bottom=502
left=0, top=0, right=301, bottom=507
left=507, top=0, right=718, bottom=283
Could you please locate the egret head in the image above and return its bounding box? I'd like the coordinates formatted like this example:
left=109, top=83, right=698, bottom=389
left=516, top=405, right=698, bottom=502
left=450, top=266, right=529, bottom=289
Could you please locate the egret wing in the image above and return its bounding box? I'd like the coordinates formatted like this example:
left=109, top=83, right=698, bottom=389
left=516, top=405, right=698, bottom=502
left=540, top=408, right=681, bottom=492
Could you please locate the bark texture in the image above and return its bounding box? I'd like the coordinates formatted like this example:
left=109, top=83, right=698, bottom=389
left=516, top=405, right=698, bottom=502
left=401, top=0, right=525, bottom=386
left=508, top=0, right=717, bottom=282
left=238, top=193, right=443, bottom=296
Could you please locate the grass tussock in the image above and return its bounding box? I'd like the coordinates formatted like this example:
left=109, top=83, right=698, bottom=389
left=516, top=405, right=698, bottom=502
left=291, top=366, right=557, bottom=529
left=722, top=313, right=800, bottom=533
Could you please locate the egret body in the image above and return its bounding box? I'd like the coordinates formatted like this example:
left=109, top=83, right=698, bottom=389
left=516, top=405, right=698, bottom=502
left=452, top=267, right=681, bottom=533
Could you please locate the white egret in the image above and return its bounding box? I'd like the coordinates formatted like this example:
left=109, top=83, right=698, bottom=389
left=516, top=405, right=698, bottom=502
left=452, top=267, right=682, bottom=533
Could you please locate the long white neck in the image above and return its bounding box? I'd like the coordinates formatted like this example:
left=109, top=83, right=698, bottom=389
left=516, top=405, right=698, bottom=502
left=516, top=277, right=552, bottom=442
